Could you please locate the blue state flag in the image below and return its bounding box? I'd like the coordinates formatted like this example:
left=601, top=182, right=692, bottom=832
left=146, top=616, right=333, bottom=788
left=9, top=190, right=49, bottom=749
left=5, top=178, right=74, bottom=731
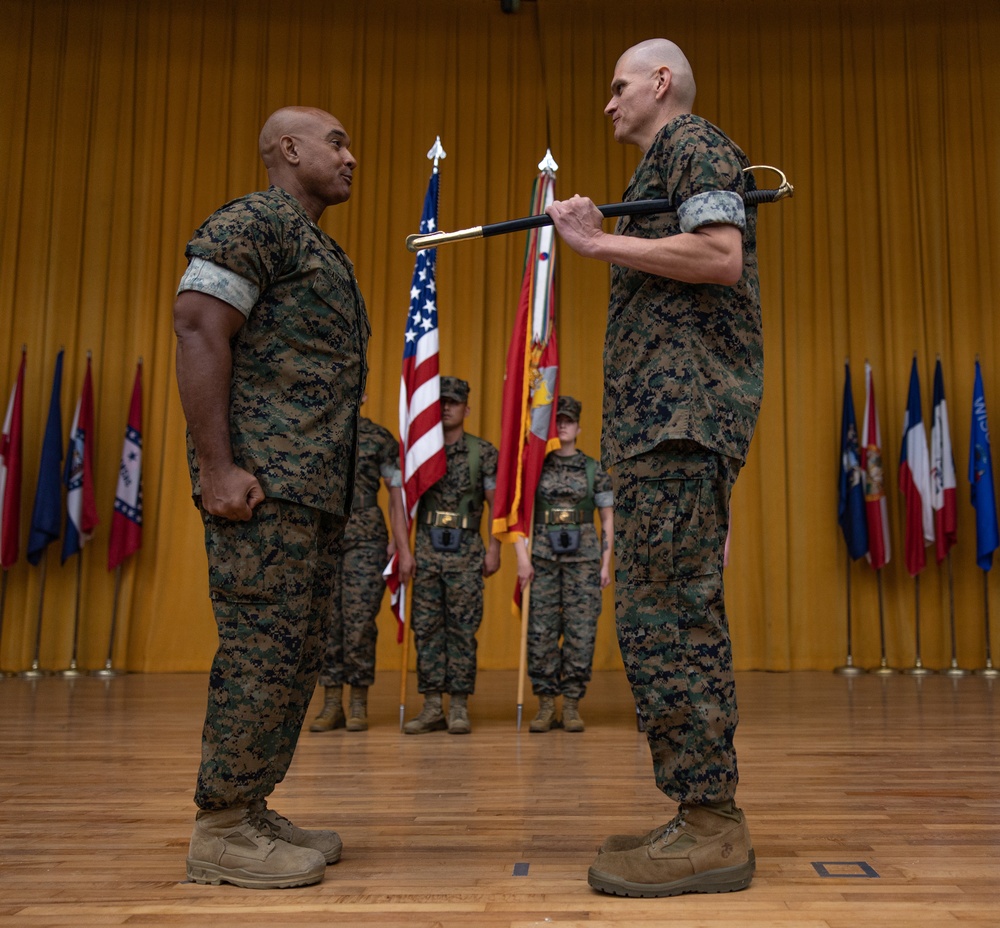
left=838, top=361, right=869, bottom=559
left=969, top=360, right=999, bottom=571
left=27, top=350, right=64, bottom=565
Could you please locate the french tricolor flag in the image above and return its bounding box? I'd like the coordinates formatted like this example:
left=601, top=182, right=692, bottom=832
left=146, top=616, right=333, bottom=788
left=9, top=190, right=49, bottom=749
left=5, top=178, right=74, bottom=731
left=898, top=357, right=935, bottom=576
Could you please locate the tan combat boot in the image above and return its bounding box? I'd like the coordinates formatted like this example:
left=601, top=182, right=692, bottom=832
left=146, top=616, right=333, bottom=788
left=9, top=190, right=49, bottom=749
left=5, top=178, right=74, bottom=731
left=588, top=800, right=755, bottom=897
left=248, top=799, right=342, bottom=864
left=562, top=696, right=585, bottom=732
left=186, top=806, right=326, bottom=889
left=309, top=685, right=346, bottom=732
left=529, top=695, right=559, bottom=732
left=345, top=686, right=369, bottom=731
left=447, top=693, right=471, bottom=734
left=403, top=692, right=447, bottom=734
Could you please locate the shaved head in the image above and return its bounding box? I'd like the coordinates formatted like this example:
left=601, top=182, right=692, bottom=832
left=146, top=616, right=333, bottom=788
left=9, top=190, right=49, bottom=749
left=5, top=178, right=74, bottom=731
left=255, top=106, right=356, bottom=221
left=620, top=39, right=696, bottom=110
left=259, top=106, right=334, bottom=169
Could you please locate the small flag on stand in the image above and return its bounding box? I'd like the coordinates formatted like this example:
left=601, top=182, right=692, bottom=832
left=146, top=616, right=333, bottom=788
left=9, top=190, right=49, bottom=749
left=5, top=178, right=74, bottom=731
left=898, top=357, right=935, bottom=576
left=861, top=362, right=890, bottom=569
left=386, top=160, right=447, bottom=640
left=27, top=350, right=64, bottom=565
left=61, top=355, right=98, bottom=563
left=0, top=349, right=26, bottom=569
left=969, top=360, right=999, bottom=571
left=838, top=361, right=868, bottom=560
left=108, top=362, right=143, bottom=570
left=930, top=358, right=957, bottom=563
left=492, top=155, right=561, bottom=575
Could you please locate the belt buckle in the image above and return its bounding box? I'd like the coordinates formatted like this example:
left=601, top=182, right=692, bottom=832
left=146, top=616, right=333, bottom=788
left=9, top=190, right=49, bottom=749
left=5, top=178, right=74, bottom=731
left=552, top=509, right=574, bottom=525
left=436, top=511, right=460, bottom=528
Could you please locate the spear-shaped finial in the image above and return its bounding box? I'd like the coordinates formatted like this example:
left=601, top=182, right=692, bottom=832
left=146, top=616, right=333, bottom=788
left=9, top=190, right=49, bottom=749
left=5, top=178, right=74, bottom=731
left=538, top=148, right=559, bottom=174
left=427, top=136, right=446, bottom=172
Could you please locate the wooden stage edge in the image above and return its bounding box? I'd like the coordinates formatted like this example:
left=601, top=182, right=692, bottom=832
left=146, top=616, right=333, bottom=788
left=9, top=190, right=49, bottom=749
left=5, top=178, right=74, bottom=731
left=1, top=669, right=998, bottom=927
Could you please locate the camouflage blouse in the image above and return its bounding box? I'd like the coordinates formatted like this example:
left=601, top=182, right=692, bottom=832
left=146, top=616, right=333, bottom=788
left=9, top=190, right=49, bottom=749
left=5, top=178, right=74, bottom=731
left=532, top=450, right=613, bottom=563
left=182, top=185, right=370, bottom=516
left=342, top=416, right=401, bottom=547
left=603, top=114, right=763, bottom=469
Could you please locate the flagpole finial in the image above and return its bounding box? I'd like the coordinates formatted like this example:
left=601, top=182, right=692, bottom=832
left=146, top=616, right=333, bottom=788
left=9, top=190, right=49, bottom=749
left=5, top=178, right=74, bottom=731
left=538, top=149, right=559, bottom=174
left=427, top=137, right=446, bottom=172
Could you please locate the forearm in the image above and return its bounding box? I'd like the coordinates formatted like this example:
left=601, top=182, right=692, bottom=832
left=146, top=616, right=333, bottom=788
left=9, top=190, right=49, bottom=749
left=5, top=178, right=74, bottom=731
left=583, top=225, right=743, bottom=285
left=599, top=508, right=614, bottom=570
left=175, top=328, right=235, bottom=474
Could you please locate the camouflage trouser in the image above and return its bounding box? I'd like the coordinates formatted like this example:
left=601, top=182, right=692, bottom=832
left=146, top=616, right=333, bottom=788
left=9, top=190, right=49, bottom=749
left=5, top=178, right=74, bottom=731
left=317, top=538, right=386, bottom=688
left=410, top=531, right=484, bottom=695
left=195, top=500, right=345, bottom=811
left=528, top=556, right=601, bottom=698
left=612, top=440, right=740, bottom=805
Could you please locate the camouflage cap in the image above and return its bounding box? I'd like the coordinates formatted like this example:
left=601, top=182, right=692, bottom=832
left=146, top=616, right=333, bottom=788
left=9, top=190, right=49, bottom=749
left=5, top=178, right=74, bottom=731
left=439, top=376, right=470, bottom=403
left=557, top=395, right=581, bottom=422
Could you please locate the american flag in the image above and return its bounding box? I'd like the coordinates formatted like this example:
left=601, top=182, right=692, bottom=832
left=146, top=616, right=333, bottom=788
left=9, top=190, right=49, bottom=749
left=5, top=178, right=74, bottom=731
left=385, top=168, right=446, bottom=636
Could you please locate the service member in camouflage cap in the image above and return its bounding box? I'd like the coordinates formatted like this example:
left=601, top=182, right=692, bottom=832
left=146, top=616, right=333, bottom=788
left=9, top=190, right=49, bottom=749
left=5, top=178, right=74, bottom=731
left=403, top=376, right=502, bottom=735
left=309, top=395, right=413, bottom=734
left=512, top=396, right=614, bottom=733
left=174, top=106, right=369, bottom=889
left=547, top=40, right=761, bottom=897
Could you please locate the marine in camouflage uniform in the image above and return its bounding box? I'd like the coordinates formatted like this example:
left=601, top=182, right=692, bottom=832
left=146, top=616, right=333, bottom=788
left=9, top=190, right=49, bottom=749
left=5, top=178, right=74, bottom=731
left=174, top=107, right=368, bottom=889
left=524, top=396, right=614, bottom=732
left=405, top=376, right=501, bottom=735
left=546, top=41, right=762, bottom=897
left=310, top=414, right=406, bottom=733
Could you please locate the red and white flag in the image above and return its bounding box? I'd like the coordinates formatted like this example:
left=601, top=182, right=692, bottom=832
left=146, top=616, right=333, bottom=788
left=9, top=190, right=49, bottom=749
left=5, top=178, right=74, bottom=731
left=491, top=162, right=560, bottom=548
left=61, top=355, right=99, bottom=563
left=898, top=357, right=935, bottom=576
left=930, top=358, right=957, bottom=563
left=0, top=349, right=26, bottom=569
left=861, top=362, right=891, bottom=569
left=108, top=362, right=143, bottom=570
left=385, top=166, right=446, bottom=639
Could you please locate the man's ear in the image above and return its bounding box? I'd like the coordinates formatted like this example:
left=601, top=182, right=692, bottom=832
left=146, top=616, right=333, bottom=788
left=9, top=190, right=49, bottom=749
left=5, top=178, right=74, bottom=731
left=279, top=134, right=300, bottom=165
left=654, top=66, right=672, bottom=100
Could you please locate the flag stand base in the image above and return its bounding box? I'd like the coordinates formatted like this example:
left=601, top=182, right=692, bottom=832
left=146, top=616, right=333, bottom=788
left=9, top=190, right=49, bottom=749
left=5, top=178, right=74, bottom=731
left=58, top=660, right=84, bottom=678
left=903, top=662, right=934, bottom=676
left=868, top=659, right=898, bottom=676
left=90, top=666, right=126, bottom=678
left=834, top=662, right=866, bottom=676
left=974, top=663, right=999, bottom=678
left=939, top=661, right=971, bottom=677
left=19, top=665, right=52, bottom=679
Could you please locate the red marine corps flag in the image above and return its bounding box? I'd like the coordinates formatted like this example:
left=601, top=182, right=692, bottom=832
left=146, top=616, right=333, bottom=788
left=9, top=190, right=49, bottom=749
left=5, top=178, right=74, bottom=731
left=492, top=154, right=560, bottom=561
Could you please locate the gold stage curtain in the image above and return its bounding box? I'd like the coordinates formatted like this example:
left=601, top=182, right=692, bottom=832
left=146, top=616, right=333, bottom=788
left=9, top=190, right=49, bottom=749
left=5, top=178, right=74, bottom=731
left=1, top=0, right=998, bottom=673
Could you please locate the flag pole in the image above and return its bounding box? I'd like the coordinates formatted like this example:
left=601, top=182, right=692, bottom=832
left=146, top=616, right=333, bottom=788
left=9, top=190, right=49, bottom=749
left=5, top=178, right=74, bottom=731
left=904, top=575, right=933, bottom=675
left=20, top=555, right=52, bottom=677
left=515, top=532, right=534, bottom=731
left=59, top=553, right=86, bottom=676
left=0, top=572, right=14, bottom=676
left=869, top=569, right=897, bottom=674
left=975, top=570, right=999, bottom=677
left=939, top=552, right=969, bottom=676
left=835, top=550, right=865, bottom=675
left=91, top=564, right=126, bottom=677
left=398, top=582, right=411, bottom=730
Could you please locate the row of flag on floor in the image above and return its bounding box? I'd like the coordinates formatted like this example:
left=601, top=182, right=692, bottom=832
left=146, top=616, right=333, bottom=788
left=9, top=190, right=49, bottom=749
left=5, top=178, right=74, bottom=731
left=386, top=147, right=561, bottom=636
left=839, top=357, right=999, bottom=576
left=0, top=351, right=143, bottom=573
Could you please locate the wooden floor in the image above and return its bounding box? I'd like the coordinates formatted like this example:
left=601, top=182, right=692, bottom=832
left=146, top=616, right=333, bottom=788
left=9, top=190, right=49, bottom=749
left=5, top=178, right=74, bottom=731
left=1, top=669, right=998, bottom=927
